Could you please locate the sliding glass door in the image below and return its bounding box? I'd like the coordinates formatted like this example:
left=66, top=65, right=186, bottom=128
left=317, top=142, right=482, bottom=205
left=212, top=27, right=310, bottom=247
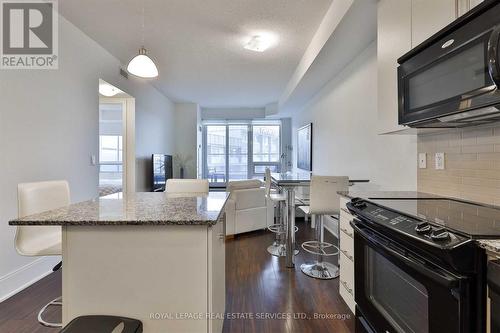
left=228, top=125, right=249, bottom=181
left=205, top=125, right=226, bottom=186
left=203, top=122, right=281, bottom=187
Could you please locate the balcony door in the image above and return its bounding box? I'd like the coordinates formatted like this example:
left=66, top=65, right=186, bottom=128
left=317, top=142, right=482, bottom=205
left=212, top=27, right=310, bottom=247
left=203, top=122, right=281, bottom=187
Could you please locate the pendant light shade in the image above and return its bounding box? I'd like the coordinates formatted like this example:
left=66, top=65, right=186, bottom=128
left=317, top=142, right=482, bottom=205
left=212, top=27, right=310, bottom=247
left=127, top=47, right=159, bottom=78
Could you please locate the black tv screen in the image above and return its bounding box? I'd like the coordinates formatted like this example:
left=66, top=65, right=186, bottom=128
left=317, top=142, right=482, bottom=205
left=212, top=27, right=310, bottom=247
left=152, top=154, right=173, bottom=192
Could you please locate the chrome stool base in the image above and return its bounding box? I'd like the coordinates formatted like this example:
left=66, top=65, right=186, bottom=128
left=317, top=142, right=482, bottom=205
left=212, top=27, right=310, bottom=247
left=300, top=262, right=339, bottom=280
left=38, top=296, right=62, bottom=328
left=267, top=243, right=299, bottom=257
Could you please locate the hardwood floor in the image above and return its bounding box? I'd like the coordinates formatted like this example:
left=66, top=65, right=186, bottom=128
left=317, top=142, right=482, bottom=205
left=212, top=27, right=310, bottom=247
left=0, top=220, right=355, bottom=333
left=223, top=221, right=355, bottom=333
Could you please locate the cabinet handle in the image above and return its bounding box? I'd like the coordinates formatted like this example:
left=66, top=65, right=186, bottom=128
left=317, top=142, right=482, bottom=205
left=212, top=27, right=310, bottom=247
left=340, top=249, right=354, bottom=262
left=340, top=227, right=353, bottom=238
left=340, top=280, right=353, bottom=296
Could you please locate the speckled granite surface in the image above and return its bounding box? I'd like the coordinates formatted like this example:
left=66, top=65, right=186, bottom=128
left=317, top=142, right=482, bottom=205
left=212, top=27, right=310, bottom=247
left=337, top=190, right=444, bottom=200
left=478, top=240, right=500, bottom=255
left=9, top=192, right=229, bottom=226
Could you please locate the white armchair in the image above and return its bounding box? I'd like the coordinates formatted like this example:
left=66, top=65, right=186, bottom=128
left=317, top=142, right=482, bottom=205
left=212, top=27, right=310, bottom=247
left=225, top=180, right=273, bottom=236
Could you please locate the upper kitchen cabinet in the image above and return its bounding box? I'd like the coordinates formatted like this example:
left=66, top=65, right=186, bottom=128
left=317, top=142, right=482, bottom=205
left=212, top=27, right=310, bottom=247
left=377, top=0, right=412, bottom=134
left=377, top=0, right=483, bottom=134
left=411, top=0, right=456, bottom=46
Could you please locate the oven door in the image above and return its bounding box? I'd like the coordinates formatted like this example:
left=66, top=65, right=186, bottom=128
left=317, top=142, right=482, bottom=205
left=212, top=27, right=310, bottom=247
left=352, top=220, right=471, bottom=333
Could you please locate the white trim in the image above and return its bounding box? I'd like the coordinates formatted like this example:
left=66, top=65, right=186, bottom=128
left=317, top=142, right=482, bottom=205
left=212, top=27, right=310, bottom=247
left=0, top=256, right=61, bottom=303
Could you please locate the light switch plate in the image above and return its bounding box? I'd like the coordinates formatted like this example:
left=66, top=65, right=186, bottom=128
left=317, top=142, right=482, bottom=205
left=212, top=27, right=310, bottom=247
left=90, top=154, right=97, bottom=166
left=435, top=152, right=445, bottom=170
left=418, top=153, right=427, bottom=169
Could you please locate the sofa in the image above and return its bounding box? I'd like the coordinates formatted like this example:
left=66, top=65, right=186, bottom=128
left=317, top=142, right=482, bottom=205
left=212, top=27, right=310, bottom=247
left=225, top=179, right=273, bottom=236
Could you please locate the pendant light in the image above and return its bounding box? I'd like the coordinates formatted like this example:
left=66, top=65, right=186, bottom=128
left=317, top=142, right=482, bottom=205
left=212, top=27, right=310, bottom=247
left=127, top=0, right=159, bottom=78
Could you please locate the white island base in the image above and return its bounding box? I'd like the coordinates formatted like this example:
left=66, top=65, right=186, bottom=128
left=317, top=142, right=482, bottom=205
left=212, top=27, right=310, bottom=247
left=61, top=222, right=225, bottom=333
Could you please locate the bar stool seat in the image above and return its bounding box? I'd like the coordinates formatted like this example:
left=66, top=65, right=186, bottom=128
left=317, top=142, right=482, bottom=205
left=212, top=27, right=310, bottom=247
left=60, top=315, right=142, bottom=333
left=300, top=176, right=348, bottom=280
left=15, top=180, right=70, bottom=328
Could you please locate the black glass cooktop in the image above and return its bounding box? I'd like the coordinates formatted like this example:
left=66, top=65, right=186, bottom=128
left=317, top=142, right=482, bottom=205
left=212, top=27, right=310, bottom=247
left=369, top=198, right=500, bottom=238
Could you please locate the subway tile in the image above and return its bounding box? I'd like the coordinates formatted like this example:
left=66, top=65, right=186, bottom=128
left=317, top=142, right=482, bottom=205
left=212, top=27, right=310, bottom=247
left=478, top=152, right=500, bottom=161
left=446, top=153, right=477, bottom=161
left=462, top=177, right=500, bottom=188
left=462, top=144, right=495, bottom=153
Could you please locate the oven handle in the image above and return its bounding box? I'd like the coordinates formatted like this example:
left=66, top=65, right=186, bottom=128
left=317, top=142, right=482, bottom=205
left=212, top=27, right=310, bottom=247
left=351, top=220, right=459, bottom=289
left=488, top=25, right=500, bottom=88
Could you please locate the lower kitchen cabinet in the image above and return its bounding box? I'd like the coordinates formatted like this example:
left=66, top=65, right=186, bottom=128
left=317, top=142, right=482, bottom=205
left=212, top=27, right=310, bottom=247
left=339, top=196, right=356, bottom=314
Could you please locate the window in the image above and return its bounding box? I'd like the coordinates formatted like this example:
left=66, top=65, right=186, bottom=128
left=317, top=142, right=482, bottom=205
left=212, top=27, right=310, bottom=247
left=203, top=122, right=281, bottom=186
left=99, top=135, right=123, bottom=185
left=252, top=125, right=280, bottom=176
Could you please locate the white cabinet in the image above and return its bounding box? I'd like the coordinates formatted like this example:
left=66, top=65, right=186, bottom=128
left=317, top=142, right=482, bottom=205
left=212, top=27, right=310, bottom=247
left=208, top=215, right=226, bottom=333
left=339, top=196, right=356, bottom=314
left=377, top=0, right=412, bottom=134
left=377, top=0, right=464, bottom=134
left=411, top=0, right=456, bottom=46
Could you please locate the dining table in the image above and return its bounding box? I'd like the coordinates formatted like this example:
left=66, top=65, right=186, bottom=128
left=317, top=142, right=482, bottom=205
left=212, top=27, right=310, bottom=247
left=271, top=172, right=369, bottom=268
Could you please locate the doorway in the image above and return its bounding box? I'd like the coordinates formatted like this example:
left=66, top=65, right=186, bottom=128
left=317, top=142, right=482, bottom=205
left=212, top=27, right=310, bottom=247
left=98, top=79, right=135, bottom=196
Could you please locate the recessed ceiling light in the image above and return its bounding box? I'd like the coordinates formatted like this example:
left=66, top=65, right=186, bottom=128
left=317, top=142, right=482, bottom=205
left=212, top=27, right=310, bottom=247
left=244, top=34, right=278, bottom=52
left=99, top=83, right=123, bottom=97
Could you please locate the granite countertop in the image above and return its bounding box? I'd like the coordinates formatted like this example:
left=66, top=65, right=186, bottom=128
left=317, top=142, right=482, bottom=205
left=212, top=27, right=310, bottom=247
left=337, top=190, right=444, bottom=200
left=478, top=240, right=500, bottom=256
left=9, top=192, right=229, bottom=226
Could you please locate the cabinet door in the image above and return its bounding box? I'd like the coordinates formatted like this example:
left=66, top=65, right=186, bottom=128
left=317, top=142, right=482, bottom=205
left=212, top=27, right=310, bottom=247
left=208, top=217, right=226, bottom=333
left=377, top=0, right=412, bottom=134
left=411, top=0, right=456, bottom=46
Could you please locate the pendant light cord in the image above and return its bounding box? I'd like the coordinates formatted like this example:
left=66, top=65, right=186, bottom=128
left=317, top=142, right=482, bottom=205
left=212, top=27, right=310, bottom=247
left=141, top=0, right=145, bottom=47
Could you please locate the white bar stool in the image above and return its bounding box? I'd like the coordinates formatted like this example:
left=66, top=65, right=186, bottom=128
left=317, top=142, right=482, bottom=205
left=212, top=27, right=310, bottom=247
left=15, top=180, right=70, bottom=328
left=264, top=168, right=298, bottom=257
left=300, top=176, right=349, bottom=280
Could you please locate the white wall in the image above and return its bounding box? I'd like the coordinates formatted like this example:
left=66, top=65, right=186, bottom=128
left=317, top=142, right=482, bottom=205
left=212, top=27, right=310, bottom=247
left=0, top=15, right=175, bottom=301
left=174, top=103, right=200, bottom=179
left=201, top=107, right=266, bottom=120
left=292, top=42, right=417, bottom=191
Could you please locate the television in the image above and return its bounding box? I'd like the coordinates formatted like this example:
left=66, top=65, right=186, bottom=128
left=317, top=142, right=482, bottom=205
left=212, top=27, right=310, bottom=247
left=297, top=123, right=312, bottom=171
left=152, top=154, right=173, bottom=192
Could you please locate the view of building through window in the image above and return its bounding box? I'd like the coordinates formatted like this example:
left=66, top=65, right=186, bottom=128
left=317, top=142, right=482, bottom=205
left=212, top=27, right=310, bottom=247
left=204, top=122, right=281, bottom=186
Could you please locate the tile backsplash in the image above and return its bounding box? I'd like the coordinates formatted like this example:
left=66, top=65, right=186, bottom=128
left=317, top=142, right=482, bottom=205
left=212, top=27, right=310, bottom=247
left=417, top=124, right=500, bottom=206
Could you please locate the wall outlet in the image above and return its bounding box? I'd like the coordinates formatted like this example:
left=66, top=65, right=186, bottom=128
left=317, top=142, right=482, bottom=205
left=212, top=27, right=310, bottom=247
left=418, top=153, right=427, bottom=169
left=435, top=152, right=445, bottom=170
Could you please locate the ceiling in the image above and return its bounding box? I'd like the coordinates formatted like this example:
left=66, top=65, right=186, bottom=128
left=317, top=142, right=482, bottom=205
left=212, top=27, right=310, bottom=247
left=59, top=0, right=332, bottom=108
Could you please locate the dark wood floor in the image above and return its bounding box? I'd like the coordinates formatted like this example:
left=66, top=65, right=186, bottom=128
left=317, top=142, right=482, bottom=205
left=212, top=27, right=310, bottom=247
left=223, top=221, right=355, bottom=333
left=0, top=220, right=354, bottom=333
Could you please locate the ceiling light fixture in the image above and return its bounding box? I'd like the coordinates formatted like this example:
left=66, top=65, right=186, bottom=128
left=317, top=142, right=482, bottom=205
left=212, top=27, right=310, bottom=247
left=244, top=34, right=277, bottom=52
left=127, top=0, right=159, bottom=78
left=99, top=83, right=122, bottom=97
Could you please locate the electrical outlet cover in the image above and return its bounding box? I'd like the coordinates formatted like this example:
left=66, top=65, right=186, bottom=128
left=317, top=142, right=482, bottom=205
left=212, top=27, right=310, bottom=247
left=418, top=153, right=427, bottom=169
left=435, top=152, right=445, bottom=170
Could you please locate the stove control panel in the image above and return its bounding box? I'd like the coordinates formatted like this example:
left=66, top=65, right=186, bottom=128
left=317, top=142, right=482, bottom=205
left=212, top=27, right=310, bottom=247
left=348, top=199, right=467, bottom=247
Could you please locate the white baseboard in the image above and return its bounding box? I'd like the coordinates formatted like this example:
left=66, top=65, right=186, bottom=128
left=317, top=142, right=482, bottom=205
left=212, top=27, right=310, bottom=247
left=0, top=256, right=61, bottom=303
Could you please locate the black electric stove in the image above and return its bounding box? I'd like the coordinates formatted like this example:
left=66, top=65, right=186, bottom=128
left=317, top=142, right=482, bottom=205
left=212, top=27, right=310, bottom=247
left=368, top=198, right=500, bottom=239
left=347, top=197, right=491, bottom=333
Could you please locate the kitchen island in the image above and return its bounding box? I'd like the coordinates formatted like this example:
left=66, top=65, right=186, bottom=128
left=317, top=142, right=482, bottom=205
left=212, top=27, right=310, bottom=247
left=10, top=192, right=229, bottom=333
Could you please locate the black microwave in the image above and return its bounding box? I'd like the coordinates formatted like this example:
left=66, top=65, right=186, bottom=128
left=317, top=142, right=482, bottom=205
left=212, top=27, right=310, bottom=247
left=398, top=0, right=500, bottom=128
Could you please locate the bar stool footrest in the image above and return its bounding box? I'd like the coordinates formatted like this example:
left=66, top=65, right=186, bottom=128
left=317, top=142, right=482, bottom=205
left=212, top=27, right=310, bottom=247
left=301, top=241, right=339, bottom=256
